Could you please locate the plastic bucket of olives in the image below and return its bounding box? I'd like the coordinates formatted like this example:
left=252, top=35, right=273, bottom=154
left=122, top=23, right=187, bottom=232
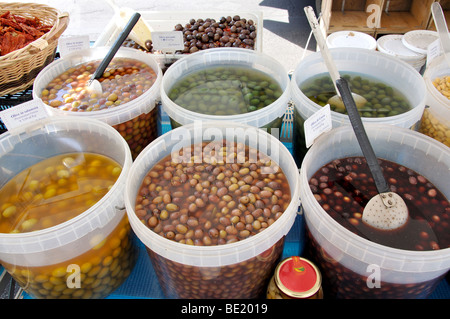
left=124, top=121, right=301, bottom=298
left=0, top=117, right=136, bottom=299
left=299, top=124, right=450, bottom=299
left=290, top=48, right=426, bottom=166
left=160, top=48, right=291, bottom=136
left=32, top=47, right=163, bottom=159
left=419, top=54, right=450, bottom=147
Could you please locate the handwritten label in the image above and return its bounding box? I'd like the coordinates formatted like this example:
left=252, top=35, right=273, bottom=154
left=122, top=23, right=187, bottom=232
left=426, top=38, right=443, bottom=67
left=151, top=31, right=184, bottom=52
left=58, top=35, right=90, bottom=58
left=0, top=101, right=50, bottom=133
left=304, top=104, right=332, bottom=148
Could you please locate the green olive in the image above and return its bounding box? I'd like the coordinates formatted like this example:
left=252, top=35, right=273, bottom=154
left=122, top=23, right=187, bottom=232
left=169, top=66, right=283, bottom=116
left=300, top=72, right=412, bottom=118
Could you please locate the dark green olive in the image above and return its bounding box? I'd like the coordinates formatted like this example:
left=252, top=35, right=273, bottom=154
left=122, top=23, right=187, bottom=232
left=168, top=66, right=282, bottom=116
left=300, top=72, right=411, bottom=118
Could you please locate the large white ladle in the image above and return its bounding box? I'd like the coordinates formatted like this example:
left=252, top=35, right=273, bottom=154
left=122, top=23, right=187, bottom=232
left=87, top=12, right=141, bottom=94
left=304, top=6, right=408, bottom=231
left=432, top=2, right=450, bottom=68
left=303, top=7, right=367, bottom=110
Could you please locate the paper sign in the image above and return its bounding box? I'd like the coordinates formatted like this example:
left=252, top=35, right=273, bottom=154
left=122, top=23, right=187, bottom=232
left=151, top=31, right=184, bottom=52
left=0, top=101, right=50, bottom=133
left=426, top=38, right=443, bottom=67
left=58, top=35, right=90, bottom=58
left=304, top=104, right=332, bottom=148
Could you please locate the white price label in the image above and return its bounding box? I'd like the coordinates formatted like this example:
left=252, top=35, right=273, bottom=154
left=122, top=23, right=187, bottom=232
left=151, top=31, right=184, bottom=52
left=304, top=104, right=333, bottom=148
left=426, top=38, right=443, bottom=67
left=58, top=35, right=90, bottom=58
left=0, top=101, right=50, bottom=133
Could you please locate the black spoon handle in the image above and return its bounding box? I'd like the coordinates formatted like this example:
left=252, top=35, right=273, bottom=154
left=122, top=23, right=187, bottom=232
left=336, top=77, right=390, bottom=194
left=92, top=12, right=141, bottom=80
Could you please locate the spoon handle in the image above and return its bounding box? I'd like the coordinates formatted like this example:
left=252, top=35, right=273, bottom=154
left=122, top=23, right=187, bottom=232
left=92, top=12, right=141, bottom=80
left=432, top=2, right=450, bottom=67
left=304, top=6, right=341, bottom=96
left=336, top=77, right=390, bottom=194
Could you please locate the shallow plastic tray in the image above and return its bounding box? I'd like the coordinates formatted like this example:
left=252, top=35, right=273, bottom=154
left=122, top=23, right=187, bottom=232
left=94, top=10, right=263, bottom=54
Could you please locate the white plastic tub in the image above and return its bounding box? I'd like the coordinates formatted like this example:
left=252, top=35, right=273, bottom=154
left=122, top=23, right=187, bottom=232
left=419, top=54, right=450, bottom=147
left=0, top=117, right=135, bottom=299
left=300, top=124, right=450, bottom=299
left=161, top=48, right=290, bottom=136
left=124, top=122, right=301, bottom=298
left=33, top=47, right=163, bottom=159
left=290, top=48, right=426, bottom=166
left=377, top=34, right=426, bottom=72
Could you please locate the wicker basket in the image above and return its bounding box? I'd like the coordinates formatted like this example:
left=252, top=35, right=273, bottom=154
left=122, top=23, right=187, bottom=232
left=0, top=2, right=69, bottom=96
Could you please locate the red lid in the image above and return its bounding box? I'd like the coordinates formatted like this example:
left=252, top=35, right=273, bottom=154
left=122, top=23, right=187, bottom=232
left=275, top=257, right=322, bottom=298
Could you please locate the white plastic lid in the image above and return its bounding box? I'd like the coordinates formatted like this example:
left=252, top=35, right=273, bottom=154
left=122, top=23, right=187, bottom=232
left=377, top=34, right=426, bottom=61
left=402, top=30, right=439, bottom=55
left=326, top=31, right=377, bottom=50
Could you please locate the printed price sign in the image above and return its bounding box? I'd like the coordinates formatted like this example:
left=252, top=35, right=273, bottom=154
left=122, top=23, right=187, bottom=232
left=58, top=35, right=90, bottom=58
left=304, top=104, right=332, bottom=148
left=0, top=100, right=50, bottom=133
left=151, top=31, right=184, bottom=52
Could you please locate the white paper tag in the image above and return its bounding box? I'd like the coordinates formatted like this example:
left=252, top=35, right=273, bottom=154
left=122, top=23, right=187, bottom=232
left=0, top=101, right=50, bottom=133
left=151, top=31, right=184, bottom=52
left=304, top=104, right=333, bottom=148
left=58, top=35, right=90, bottom=58
left=426, top=38, right=443, bottom=67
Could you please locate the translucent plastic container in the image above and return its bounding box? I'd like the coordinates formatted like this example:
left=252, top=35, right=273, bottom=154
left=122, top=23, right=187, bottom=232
left=377, top=34, right=426, bottom=72
left=32, top=47, right=163, bottom=159
left=0, top=117, right=135, bottom=299
left=290, top=48, right=426, bottom=167
left=124, top=122, right=301, bottom=298
left=161, top=48, right=291, bottom=136
left=299, top=124, right=450, bottom=299
left=419, top=54, right=450, bottom=147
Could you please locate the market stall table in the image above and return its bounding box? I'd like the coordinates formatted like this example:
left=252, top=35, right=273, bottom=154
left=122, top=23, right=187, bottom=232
left=0, top=95, right=448, bottom=299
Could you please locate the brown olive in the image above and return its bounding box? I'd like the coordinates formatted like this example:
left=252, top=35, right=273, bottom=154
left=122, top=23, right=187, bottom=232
left=135, top=140, right=291, bottom=246
left=175, top=16, right=257, bottom=53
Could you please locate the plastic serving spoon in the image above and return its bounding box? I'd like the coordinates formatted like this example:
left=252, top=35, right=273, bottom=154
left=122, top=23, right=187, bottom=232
left=87, top=12, right=141, bottom=94
left=304, top=6, right=408, bottom=230
left=303, top=6, right=367, bottom=111
left=431, top=2, right=450, bottom=68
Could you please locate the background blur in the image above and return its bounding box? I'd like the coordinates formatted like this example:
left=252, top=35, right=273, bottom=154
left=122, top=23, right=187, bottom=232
left=12, top=0, right=319, bottom=72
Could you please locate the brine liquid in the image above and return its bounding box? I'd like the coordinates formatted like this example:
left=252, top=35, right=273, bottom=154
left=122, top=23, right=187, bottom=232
left=0, top=153, right=122, bottom=233
left=300, top=72, right=412, bottom=117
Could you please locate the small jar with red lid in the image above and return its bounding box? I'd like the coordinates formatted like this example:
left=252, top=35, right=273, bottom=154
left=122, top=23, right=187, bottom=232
left=266, top=256, right=323, bottom=299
